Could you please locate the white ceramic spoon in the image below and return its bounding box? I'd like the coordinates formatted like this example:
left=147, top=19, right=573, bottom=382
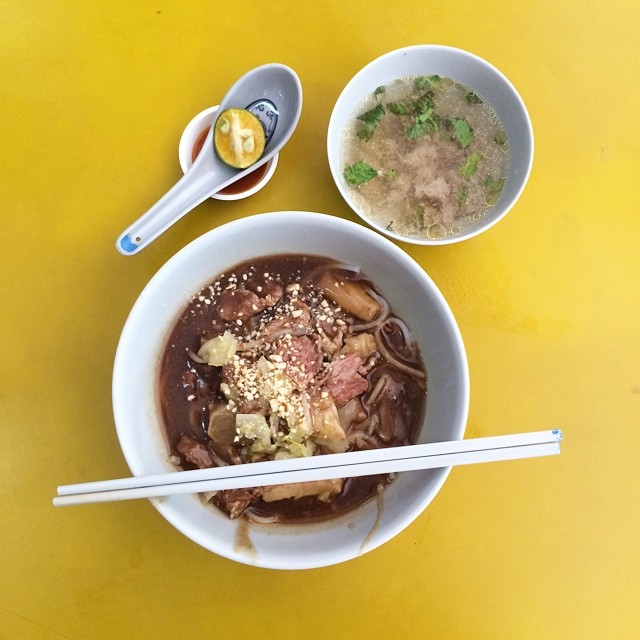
left=116, top=64, right=302, bottom=255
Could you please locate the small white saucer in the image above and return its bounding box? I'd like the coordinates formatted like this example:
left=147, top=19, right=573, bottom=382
left=178, top=105, right=279, bottom=201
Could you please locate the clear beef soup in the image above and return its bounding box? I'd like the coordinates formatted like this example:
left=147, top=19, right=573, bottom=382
left=159, top=254, right=427, bottom=524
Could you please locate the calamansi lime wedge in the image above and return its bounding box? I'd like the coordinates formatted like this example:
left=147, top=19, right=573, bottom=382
left=214, top=108, right=266, bottom=169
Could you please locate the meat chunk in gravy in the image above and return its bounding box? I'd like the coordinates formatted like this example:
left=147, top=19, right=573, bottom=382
left=212, top=488, right=263, bottom=519
left=321, top=353, right=369, bottom=406
left=218, top=284, right=283, bottom=322
left=175, top=434, right=213, bottom=469
left=273, top=334, right=323, bottom=390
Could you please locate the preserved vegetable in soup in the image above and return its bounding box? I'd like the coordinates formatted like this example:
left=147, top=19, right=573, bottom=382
left=341, top=75, right=509, bottom=239
left=159, top=255, right=427, bottom=524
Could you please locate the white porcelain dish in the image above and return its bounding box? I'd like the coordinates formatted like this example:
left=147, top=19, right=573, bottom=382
left=327, top=45, right=534, bottom=244
left=179, top=105, right=278, bottom=201
left=112, top=211, right=469, bottom=569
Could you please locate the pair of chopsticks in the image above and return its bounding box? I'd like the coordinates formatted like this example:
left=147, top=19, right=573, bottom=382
left=53, top=430, right=561, bottom=507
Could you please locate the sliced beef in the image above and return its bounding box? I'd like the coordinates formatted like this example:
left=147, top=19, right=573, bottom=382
left=218, top=285, right=282, bottom=322
left=321, top=353, right=369, bottom=407
left=175, top=434, right=213, bottom=469
left=274, top=334, right=323, bottom=390
left=261, top=300, right=312, bottom=340
left=257, top=281, right=284, bottom=307
left=212, top=488, right=262, bottom=519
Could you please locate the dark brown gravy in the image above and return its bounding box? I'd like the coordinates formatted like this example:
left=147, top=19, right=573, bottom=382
left=158, top=254, right=426, bottom=524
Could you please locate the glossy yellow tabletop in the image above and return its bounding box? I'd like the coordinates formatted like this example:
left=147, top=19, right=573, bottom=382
left=1, top=1, right=639, bottom=638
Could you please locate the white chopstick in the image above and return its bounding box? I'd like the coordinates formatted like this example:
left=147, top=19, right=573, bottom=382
left=53, top=430, right=561, bottom=507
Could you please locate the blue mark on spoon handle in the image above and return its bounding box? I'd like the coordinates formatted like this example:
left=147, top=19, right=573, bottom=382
left=119, top=234, right=139, bottom=254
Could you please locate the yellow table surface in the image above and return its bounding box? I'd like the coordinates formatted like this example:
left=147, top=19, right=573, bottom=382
left=1, top=1, right=639, bottom=638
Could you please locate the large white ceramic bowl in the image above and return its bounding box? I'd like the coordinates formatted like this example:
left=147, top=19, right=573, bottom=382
left=327, top=45, right=534, bottom=245
left=112, top=211, right=469, bottom=569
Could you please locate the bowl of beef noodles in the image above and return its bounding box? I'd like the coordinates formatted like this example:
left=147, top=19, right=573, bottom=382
left=113, top=211, right=469, bottom=569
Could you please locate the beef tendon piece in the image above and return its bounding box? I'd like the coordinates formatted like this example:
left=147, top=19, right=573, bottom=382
left=340, top=333, right=377, bottom=359
left=317, top=271, right=380, bottom=321
left=262, top=479, right=344, bottom=503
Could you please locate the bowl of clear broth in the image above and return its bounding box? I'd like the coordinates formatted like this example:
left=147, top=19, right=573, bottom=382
left=327, top=45, right=534, bottom=244
left=113, top=211, right=469, bottom=569
left=179, top=105, right=278, bottom=201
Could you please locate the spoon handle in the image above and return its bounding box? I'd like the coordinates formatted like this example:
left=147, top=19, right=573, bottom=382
left=116, top=152, right=220, bottom=255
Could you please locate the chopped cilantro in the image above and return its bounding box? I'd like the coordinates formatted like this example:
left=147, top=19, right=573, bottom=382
left=416, top=205, right=425, bottom=230
left=387, top=89, right=438, bottom=132
left=416, top=110, right=434, bottom=124
left=358, top=104, right=385, bottom=125
left=414, top=91, right=436, bottom=113
left=458, top=152, right=483, bottom=178
left=416, top=75, right=442, bottom=90
left=387, top=102, right=409, bottom=116
left=483, top=176, right=505, bottom=205
left=483, top=176, right=504, bottom=192
left=494, top=130, right=508, bottom=146
left=450, top=118, right=474, bottom=148
left=405, top=98, right=439, bottom=139
left=406, top=121, right=430, bottom=139
left=357, top=104, right=385, bottom=141
left=465, top=91, right=482, bottom=104
left=374, top=85, right=386, bottom=97
left=343, top=161, right=378, bottom=186
left=457, top=186, right=469, bottom=206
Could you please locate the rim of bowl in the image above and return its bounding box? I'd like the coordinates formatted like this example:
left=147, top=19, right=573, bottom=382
left=112, top=211, right=470, bottom=569
left=327, top=44, right=534, bottom=245
left=178, top=105, right=279, bottom=201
